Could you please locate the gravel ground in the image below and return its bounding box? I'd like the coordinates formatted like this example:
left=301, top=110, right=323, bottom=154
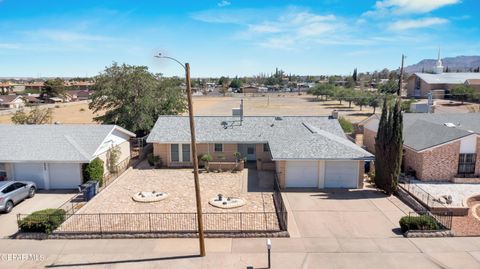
left=411, top=180, right=480, bottom=207
left=57, top=168, right=278, bottom=233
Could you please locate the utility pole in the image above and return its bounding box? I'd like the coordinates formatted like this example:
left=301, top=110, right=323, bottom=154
left=398, top=54, right=405, bottom=96
left=155, top=54, right=206, bottom=257
left=185, top=63, right=206, bottom=257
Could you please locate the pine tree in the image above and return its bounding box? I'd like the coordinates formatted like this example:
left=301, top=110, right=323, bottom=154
left=374, top=99, right=403, bottom=195
left=352, top=68, right=358, bottom=82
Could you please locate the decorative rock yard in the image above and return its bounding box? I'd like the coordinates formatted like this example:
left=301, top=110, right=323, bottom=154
left=56, top=168, right=278, bottom=234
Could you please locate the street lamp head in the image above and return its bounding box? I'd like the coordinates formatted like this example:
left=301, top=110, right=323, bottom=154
left=154, top=53, right=163, bottom=58
left=266, top=239, right=272, bottom=250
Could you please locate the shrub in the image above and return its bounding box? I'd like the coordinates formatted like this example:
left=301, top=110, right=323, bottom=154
left=399, top=215, right=439, bottom=233
left=79, top=108, right=85, bottom=112
left=54, top=105, right=60, bottom=108
left=200, top=154, right=213, bottom=171
left=147, top=153, right=162, bottom=168
left=82, top=157, right=104, bottom=186
left=18, top=208, right=66, bottom=233
left=338, top=117, right=354, bottom=133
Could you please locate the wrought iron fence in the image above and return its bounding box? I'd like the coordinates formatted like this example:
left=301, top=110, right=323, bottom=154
left=398, top=176, right=453, bottom=230
left=273, top=173, right=288, bottom=231
left=17, top=211, right=282, bottom=234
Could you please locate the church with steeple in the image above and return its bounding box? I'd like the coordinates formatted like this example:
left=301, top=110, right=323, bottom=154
left=406, top=50, right=480, bottom=99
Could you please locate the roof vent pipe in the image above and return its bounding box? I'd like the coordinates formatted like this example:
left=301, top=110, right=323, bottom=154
left=240, top=99, right=244, bottom=124
left=331, top=110, right=339, bottom=119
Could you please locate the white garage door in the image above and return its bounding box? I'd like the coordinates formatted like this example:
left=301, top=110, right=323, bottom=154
left=325, top=161, right=359, bottom=188
left=14, top=163, right=46, bottom=189
left=49, top=163, right=82, bottom=189
left=286, top=161, right=318, bottom=188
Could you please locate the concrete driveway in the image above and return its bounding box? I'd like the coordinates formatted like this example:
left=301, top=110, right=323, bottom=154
left=284, top=188, right=412, bottom=240
left=0, top=191, right=75, bottom=238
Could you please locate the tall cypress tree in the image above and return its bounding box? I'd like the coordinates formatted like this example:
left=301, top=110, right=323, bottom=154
left=374, top=98, right=403, bottom=195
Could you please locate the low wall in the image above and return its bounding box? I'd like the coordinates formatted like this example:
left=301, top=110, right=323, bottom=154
left=451, top=177, right=480, bottom=184
left=209, top=161, right=244, bottom=171
left=256, top=159, right=275, bottom=171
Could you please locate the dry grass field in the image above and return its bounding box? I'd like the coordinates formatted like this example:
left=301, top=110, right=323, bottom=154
left=0, top=102, right=105, bottom=124
left=193, top=93, right=375, bottom=122
left=0, top=93, right=375, bottom=124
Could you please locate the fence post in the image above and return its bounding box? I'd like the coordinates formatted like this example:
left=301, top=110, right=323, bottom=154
left=98, top=213, right=102, bottom=235
left=148, top=213, right=152, bottom=233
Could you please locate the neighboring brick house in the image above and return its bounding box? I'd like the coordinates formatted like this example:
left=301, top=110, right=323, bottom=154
left=147, top=115, right=373, bottom=189
left=363, top=113, right=480, bottom=182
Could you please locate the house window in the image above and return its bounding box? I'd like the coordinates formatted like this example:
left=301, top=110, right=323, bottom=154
left=171, top=144, right=191, bottom=162
left=263, top=143, right=270, bottom=152
left=458, top=153, right=476, bottom=175
left=214, top=143, right=223, bottom=152
left=171, top=144, right=179, bottom=162
left=0, top=163, right=6, bottom=180
left=182, top=144, right=191, bottom=162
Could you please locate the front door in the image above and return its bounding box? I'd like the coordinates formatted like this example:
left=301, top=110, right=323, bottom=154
left=238, top=144, right=256, bottom=161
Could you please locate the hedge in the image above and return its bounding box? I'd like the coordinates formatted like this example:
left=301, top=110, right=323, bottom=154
left=18, top=208, right=66, bottom=233
left=82, top=157, right=104, bottom=186
left=399, top=215, right=440, bottom=233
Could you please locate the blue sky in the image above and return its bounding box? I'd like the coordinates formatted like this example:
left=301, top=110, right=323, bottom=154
left=0, top=0, right=479, bottom=77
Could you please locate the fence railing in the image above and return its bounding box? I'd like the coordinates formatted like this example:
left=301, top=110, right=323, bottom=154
left=273, top=173, right=288, bottom=231
left=17, top=212, right=282, bottom=234
left=398, top=176, right=453, bottom=230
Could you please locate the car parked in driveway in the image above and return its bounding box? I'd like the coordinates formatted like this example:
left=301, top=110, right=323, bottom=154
left=0, top=181, right=36, bottom=213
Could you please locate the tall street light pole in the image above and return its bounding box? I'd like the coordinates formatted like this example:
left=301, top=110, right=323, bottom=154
left=154, top=53, right=206, bottom=257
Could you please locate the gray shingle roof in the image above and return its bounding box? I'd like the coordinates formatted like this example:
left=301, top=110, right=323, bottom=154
left=147, top=116, right=373, bottom=160
left=415, top=72, right=480, bottom=84
left=0, top=124, right=135, bottom=162
left=364, top=113, right=480, bottom=151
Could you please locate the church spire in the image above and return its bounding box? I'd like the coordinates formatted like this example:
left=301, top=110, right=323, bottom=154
left=434, top=48, right=443, bottom=74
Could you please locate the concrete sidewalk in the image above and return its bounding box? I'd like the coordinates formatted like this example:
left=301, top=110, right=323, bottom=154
left=1, top=237, right=480, bottom=268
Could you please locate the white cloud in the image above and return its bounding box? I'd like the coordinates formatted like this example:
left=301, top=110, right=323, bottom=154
left=364, top=0, right=460, bottom=17
left=217, top=0, right=231, bottom=7
left=389, top=17, right=448, bottom=31
left=28, top=29, right=112, bottom=42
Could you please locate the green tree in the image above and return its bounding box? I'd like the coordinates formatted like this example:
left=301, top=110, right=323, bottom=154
left=374, top=99, right=403, bottom=195
left=367, top=93, right=382, bottom=113
left=450, top=85, right=475, bottom=104
left=218, top=76, right=229, bottom=86
left=308, top=84, right=334, bottom=101
left=353, top=91, right=369, bottom=111
left=334, top=87, right=348, bottom=105
left=11, top=107, right=53, bottom=124
left=378, top=79, right=398, bottom=94
left=42, top=78, right=66, bottom=99
left=352, top=68, right=358, bottom=82
left=229, top=77, right=243, bottom=89
left=89, top=63, right=186, bottom=133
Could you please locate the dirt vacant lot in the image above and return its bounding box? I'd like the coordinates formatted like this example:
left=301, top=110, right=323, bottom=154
left=0, top=94, right=376, bottom=124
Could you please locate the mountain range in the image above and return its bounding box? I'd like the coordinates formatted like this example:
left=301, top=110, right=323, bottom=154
left=404, top=56, right=480, bottom=73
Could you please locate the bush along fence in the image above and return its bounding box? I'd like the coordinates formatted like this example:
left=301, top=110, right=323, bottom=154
left=16, top=210, right=289, bottom=238
left=398, top=176, right=453, bottom=236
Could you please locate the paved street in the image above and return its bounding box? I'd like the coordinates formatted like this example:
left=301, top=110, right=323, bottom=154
left=1, top=188, right=480, bottom=268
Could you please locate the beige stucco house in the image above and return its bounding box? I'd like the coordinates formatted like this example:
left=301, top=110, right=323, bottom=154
left=147, top=115, right=373, bottom=189
left=0, top=125, right=135, bottom=189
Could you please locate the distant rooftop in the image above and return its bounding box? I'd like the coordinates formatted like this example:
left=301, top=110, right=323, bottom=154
left=414, top=72, right=480, bottom=84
